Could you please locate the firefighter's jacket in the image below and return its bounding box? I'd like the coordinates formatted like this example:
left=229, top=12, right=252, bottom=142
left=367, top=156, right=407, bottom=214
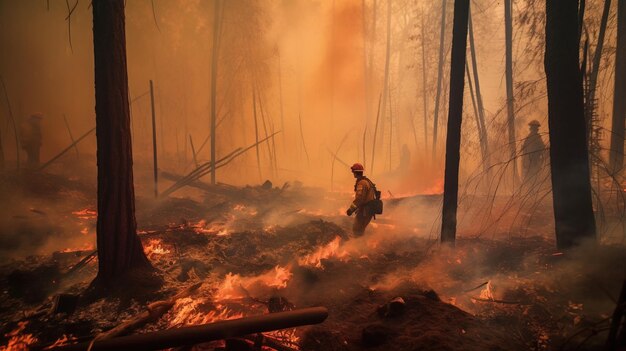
left=349, top=177, right=376, bottom=214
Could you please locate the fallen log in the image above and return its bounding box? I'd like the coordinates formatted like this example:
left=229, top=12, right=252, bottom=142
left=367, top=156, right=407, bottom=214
left=43, top=306, right=328, bottom=351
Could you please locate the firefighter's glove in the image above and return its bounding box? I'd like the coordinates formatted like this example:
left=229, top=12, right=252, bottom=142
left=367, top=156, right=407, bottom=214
left=347, top=203, right=357, bottom=216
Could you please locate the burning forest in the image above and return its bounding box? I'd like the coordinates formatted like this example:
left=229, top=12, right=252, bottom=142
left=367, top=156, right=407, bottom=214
left=1, top=0, right=626, bottom=350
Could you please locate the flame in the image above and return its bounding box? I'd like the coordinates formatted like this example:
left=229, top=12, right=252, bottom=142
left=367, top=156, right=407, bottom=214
left=143, top=239, right=171, bottom=257
left=215, top=266, right=293, bottom=300
left=233, top=204, right=258, bottom=216
left=169, top=298, right=244, bottom=327
left=298, top=236, right=349, bottom=268
left=0, top=322, right=37, bottom=351
left=71, top=208, right=97, bottom=220
left=191, top=218, right=233, bottom=236
left=44, top=335, right=77, bottom=349
left=479, top=281, right=495, bottom=301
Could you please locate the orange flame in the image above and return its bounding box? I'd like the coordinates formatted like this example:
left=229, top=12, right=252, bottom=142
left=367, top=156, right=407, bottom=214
left=0, top=322, right=37, bottom=351
left=298, top=236, right=349, bottom=268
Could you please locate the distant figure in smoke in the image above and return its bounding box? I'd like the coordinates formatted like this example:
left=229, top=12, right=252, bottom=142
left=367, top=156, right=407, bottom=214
left=346, top=163, right=378, bottom=237
left=20, top=113, right=43, bottom=168
left=521, top=120, right=546, bottom=184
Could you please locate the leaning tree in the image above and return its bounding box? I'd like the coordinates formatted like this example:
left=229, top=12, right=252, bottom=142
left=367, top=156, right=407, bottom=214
left=440, top=0, right=470, bottom=245
left=544, top=0, right=596, bottom=249
left=91, top=0, right=154, bottom=288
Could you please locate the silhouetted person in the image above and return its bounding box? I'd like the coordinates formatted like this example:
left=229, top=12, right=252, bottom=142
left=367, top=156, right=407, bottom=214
left=20, top=113, right=43, bottom=168
left=521, top=120, right=546, bottom=183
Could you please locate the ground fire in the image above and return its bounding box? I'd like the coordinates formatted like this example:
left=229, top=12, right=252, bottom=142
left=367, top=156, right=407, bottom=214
left=1, top=0, right=626, bottom=350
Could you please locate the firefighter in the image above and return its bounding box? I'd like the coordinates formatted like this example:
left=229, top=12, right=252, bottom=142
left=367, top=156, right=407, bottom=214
left=20, top=113, right=43, bottom=168
left=346, top=163, right=376, bottom=237
left=521, top=119, right=546, bottom=183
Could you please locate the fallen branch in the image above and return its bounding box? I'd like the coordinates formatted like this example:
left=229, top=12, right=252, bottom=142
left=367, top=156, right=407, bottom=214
left=39, top=127, right=95, bottom=171
left=463, top=281, right=488, bottom=293
left=160, top=132, right=279, bottom=198
left=470, top=297, right=526, bottom=305
left=42, top=306, right=328, bottom=351
left=92, top=282, right=203, bottom=341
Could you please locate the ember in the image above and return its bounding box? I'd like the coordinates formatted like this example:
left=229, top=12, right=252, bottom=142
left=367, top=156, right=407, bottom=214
left=0, top=322, right=37, bottom=351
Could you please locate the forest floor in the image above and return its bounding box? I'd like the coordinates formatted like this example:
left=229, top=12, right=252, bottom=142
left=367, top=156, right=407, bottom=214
left=0, top=169, right=624, bottom=351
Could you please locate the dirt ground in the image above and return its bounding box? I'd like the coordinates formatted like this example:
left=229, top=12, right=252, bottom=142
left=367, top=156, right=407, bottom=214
left=0, top=170, right=624, bottom=351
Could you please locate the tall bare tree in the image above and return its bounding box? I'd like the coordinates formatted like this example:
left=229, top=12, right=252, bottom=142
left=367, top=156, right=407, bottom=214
left=210, top=0, right=222, bottom=185
left=610, top=0, right=626, bottom=174
left=432, top=0, right=448, bottom=160
left=545, top=0, right=596, bottom=249
left=441, top=0, right=470, bottom=245
left=467, top=6, right=490, bottom=172
left=92, top=0, right=153, bottom=288
left=505, top=0, right=519, bottom=185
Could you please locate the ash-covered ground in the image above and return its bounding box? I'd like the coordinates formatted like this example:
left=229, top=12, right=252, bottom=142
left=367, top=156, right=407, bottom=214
left=0, top=167, right=624, bottom=351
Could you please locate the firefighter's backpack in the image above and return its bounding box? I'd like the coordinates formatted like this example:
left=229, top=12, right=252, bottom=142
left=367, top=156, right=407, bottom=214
left=366, top=179, right=383, bottom=215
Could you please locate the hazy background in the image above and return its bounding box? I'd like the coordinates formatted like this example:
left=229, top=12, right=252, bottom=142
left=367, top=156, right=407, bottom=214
left=0, top=0, right=619, bottom=196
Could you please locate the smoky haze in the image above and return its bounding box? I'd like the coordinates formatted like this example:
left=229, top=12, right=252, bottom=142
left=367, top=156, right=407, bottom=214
left=0, top=0, right=619, bottom=196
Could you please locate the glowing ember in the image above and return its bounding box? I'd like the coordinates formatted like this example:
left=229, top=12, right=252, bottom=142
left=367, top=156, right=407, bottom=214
left=298, top=236, right=348, bottom=268
left=479, top=281, right=495, bottom=301
left=143, top=239, right=171, bottom=257
left=71, top=209, right=97, bottom=220
left=45, top=334, right=77, bottom=348
left=61, top=243, right=95, bottom=252
left=0, top=322, right=37, bottom=351
left=192, top=219, right=233, bottom=236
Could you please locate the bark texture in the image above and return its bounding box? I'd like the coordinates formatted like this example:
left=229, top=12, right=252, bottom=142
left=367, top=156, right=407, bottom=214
left=441, top=0, right=470, bottom=245
left=544, top=0, right=596, bottom=249
left=92, top=0, right=152, bottom=286
left=610, top=0, right=626, bottom=173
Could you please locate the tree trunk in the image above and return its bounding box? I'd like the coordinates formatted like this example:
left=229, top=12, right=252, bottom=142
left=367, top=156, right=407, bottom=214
left=210, top=0, right=221, bottom=185
left=421, top=11, right=429, bottom=153
left=432, top=0, right=448, bottom=160
left=586, top=0, right=612, bottom=143
left=467, top=7, right=490, bottom=171
left=441, top=0, right=470, bottom=245
left=362, top=0, right=371, bottom=164
left=545, top=0, right=596, bottom=249
left=505, top=0, right=519, bottom=186
left=0, top=128, right=4, bottom=171
left=92, top=0, right=152, bottom=286
left=376, top=0, right=392, bottom=175
left=610, top=0, right=626, bottom=173
left=149, top=80, right=158, bottom=198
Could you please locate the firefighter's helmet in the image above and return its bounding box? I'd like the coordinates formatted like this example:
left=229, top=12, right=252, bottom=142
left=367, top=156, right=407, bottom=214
left=350, top=163, right=365, bottom=173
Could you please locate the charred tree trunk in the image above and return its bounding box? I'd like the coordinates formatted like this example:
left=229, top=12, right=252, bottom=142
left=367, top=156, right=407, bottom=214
left=210, top=0, right=222, bottom=185
left=586, top=0, right=612, bottom=144
left=421, top=12, right=429, bottom=153
left=467, top=7, right=490, bottom=171
left=441, top=0, right=470, bottom=245
left=0, top=129, right=4, bottom=171
left=92, top=0, right=153, bottom=287
left=610, top=0, right=626, bottom=174
left=505, top=0, right=519, bottom=185
left=545, top=0, right=596, bottom=249
left=432, top=0, right=448, bottom=160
